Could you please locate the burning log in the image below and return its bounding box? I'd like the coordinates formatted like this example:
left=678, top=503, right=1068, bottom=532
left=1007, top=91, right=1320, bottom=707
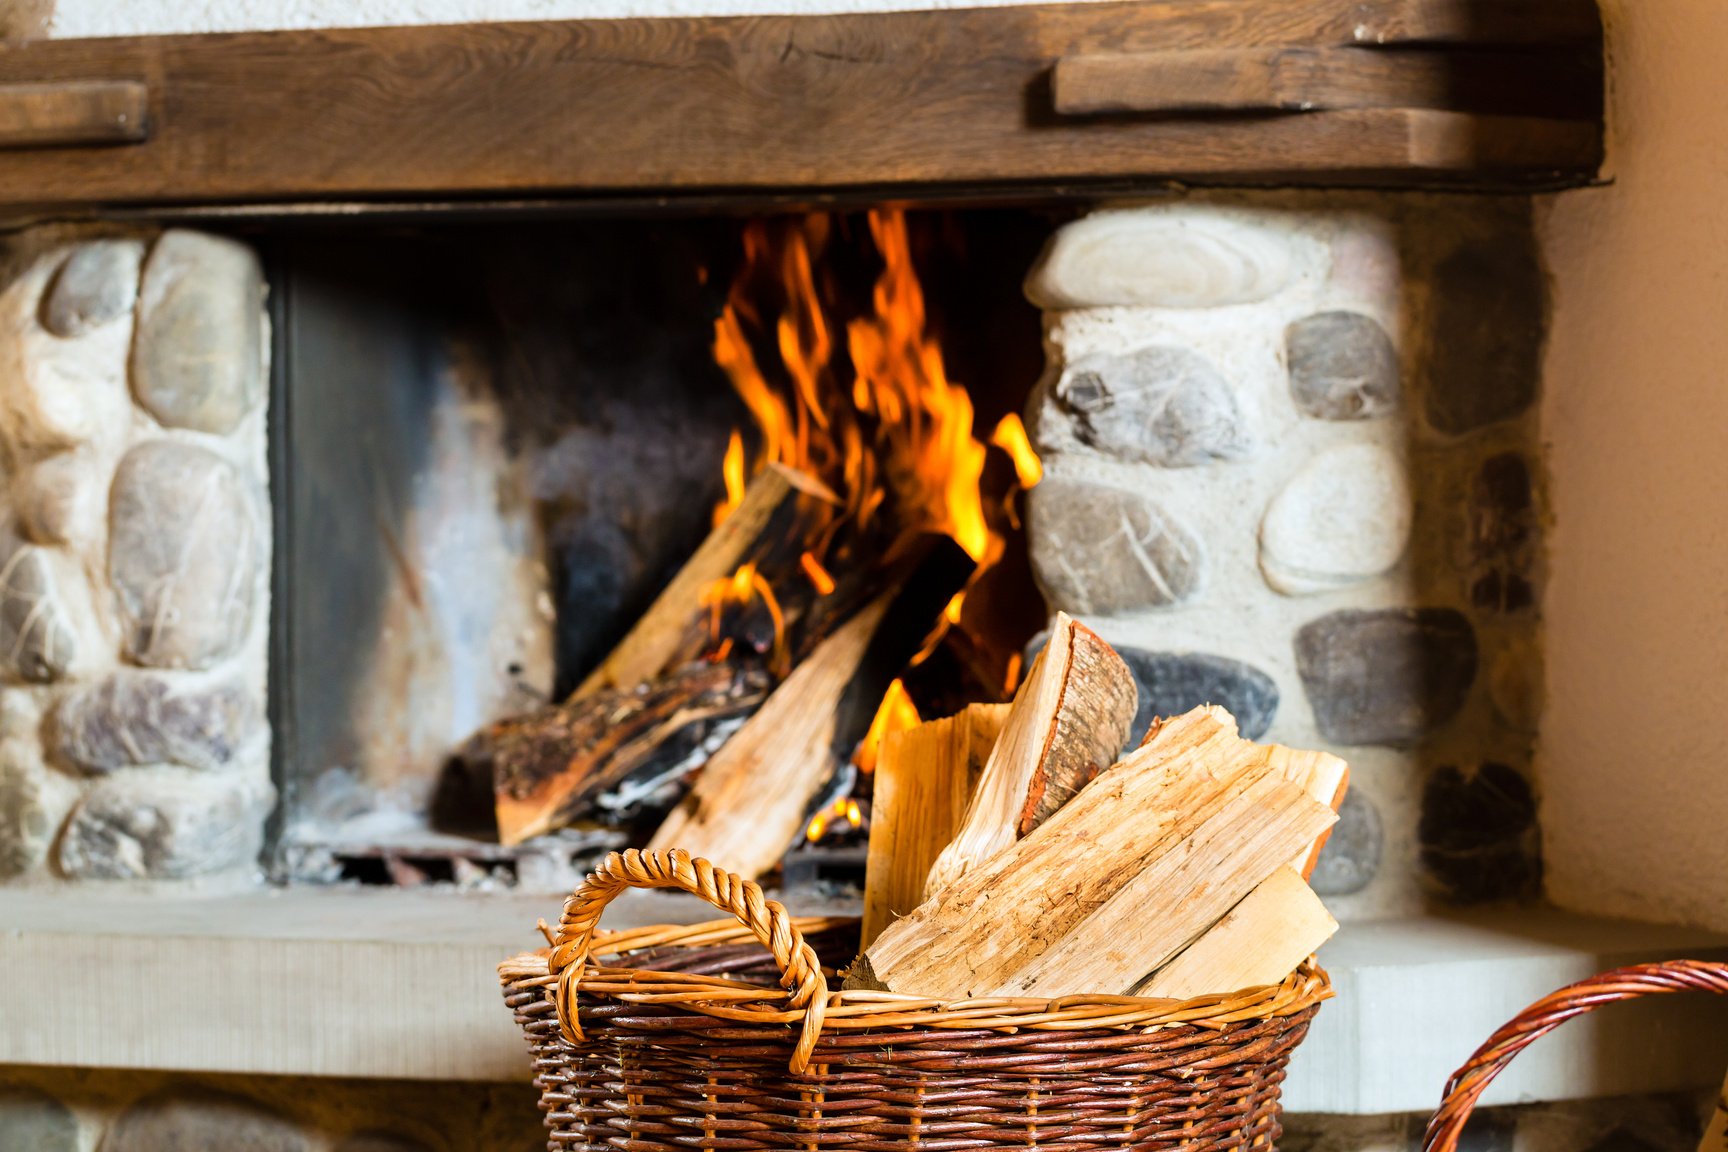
left=921, top=613, right=1137, bottom=897
left=861, top=702, right=1010, bottom=949
left=648, top=537, right=974, bottom=880
left=574, top=463, right=837, bottom=700
left=848, top=705, right=1338, bottom=1000
left=480, top=660, right=771, bottom=845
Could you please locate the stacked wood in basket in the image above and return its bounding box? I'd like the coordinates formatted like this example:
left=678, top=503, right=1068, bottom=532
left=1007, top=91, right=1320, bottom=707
left=849, top=613, right=1347, bottom=1000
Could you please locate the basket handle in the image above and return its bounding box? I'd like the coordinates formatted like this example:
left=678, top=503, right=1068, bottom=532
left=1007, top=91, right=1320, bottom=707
left=546, top=848, right=830, bottom=1074
left=1424, top=959, right=1728, bottom=1150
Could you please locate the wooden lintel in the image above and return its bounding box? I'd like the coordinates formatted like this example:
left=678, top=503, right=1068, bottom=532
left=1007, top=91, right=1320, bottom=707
left=0, top=0, right=1602, bottom=211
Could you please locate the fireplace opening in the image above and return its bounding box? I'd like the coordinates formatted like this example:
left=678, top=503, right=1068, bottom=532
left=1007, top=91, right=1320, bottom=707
left=267, top=207, right=1053, bottom=890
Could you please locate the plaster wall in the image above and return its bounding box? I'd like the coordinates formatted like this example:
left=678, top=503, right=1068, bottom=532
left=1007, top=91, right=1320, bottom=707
left=1536, top=0, right=1728, bottom=930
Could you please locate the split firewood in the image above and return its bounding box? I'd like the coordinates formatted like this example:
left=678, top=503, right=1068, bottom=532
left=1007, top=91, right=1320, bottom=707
left=483, top=660, right=771, bottom=845
left=849, top=705, right=1336, bottom=1000
left=861, top=702, right=1011, bottom=949
left=1130, top=866, right=1337, bottom=1000
left=1266, top=743, right=1349, bottom=878
left=573, top=463, right=837, bottom=700
left=921, top=613, right=1135, bottom=898
left=648, top=537, right=973, bottom=880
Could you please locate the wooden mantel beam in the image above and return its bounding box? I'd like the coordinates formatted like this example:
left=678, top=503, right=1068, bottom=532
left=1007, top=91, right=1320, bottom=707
left=0, top=0, right=1602, bottom=212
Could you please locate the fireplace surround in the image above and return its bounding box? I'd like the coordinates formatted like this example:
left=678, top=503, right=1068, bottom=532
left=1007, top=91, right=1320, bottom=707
left=10, top=0, right=1727, bottom=1147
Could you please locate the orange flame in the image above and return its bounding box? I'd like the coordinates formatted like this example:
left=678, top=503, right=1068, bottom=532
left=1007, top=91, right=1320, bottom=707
left=711, top=211, right=1005, bottom=577
left=990, top=413, right=1043, bottom=490
left=853, top=678, right=921, bottom=775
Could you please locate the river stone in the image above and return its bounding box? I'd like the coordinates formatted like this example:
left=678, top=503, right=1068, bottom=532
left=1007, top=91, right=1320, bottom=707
left=1425, top=226, right=1545, bottom=434
left=41, top=239, right=143, bottom=337
left=1051, top=346, right=1247, bottom=466
left=0, top=1085, right=77, bottom=1152
left=102, top=1091, right=309, bottom=1152
left=1309, top=789, right=1383, bottom=897
left=1116, top=649, right=1278, bottom=742
left=53, top=673, right=262, bottom=774
left=132, top=230, right=265, bottom=435
left=1026, top=208, right=1293, bottom=309
left=0, top=543, right=77, bottom=682
left=16, top=452, right=100, bottom=547
left=1028, top=477, right=1204, bottom=613
left=1295, top=609, right=1478, bottom=746
left=0, top=754, right=54, bottom=879
left=1284, top=311, right=1400, bottom=420
left=1419, top=762, right=1540, bottom=903
left=1259, top=443, right=1412, bottom=595
left=58, top=769, right=268, bottom=879
left=110, top=440, right=260, bottom=670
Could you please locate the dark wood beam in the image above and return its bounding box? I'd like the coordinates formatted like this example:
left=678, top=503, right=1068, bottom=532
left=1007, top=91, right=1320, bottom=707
left=0, top=0, right=1603, bottom=213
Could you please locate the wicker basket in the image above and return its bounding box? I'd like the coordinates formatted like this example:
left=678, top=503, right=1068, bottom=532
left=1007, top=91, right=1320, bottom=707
left=498, top=848, right=1332, bottom=1151
left=1423, top=959, right=1728, bottom=1150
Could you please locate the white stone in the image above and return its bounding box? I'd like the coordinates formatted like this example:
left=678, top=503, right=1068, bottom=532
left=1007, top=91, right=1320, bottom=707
left=15, top=451, right=103, bottom=546
left=1025, top=206, right=1295, bottom=310
left=1259, top=443, right=1412, bottom=595
left=0, top=249, right=133, bottom=453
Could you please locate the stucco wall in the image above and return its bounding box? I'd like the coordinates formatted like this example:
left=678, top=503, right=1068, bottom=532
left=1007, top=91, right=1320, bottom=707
left=46, top=0, right=1082, bottom=37
left=1537, top=0, right=1728, bottom=929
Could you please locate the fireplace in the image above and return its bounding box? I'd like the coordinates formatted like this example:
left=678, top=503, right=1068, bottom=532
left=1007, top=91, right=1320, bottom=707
left=18, top=2, right=1726, bottom=1148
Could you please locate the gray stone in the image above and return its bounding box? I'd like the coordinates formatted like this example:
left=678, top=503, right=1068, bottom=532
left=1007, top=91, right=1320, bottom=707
left=0, top=543, right=77, bottom=683
left=1028, top=477, right=1204, bottom=613
left=131, top=230, right=265, bottom=435
left=1259, top=443, right=1412, bottom=596
left=41, top=239, right=143, bottom=337
left=0, top=1085, right=77, bottom=1152
left=1309, top=789, right=1383, bottom=897
left=53, top=673, right=262, bottom=774
left=1425, top=225, right=1545, bottom=435
left=1419, top=762, right=1540, bottom=904
left=1050, top=346, right=1247, bottom=467
left=1115, top=649, right=1278, bottom=742
left=0, top=745, right=59, bottom=879
left=1285, top=311, right=1400, bottom=420
left=1295, top=609, right=1478, bottom=746
left=58, top=769, right=269, bottom=879
left=110, top=440, right=261, bottom=670
left=102, top=1091, right=308, bottom=1152
left=1026, top=208, right=1294, bottom=309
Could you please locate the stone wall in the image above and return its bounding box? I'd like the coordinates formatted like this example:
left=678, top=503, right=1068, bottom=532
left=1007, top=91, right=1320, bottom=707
left=1022, top=194, right=1546, bottom=920
left=0, top=228, right=272, bottom=884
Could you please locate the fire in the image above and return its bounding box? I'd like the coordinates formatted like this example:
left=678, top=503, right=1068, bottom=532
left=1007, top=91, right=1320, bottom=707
left=710, top=210, right=1010, bottom=581
left=806, top=796, right=867, bottom=843
left=853, top=678, right=922, bottom=775
left=990, top=413, right=1043, bottom=490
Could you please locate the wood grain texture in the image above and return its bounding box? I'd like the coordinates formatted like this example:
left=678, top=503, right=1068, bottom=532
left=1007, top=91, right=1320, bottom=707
left=0, top=81, right=147, bottom=148
left=860, top=702, right=1010, bottom=949
left=0, top=0, right=1602, bottom=210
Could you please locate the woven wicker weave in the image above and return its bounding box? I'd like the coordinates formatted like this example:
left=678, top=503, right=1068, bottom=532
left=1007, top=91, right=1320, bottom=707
left=1423, top=959, right=1728, bottom=1150
left=499, top=848, right=1331, bottom=1151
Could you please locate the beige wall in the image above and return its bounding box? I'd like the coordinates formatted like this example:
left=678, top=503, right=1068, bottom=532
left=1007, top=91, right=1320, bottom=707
left=1538, top=0, right=1728, bottom=928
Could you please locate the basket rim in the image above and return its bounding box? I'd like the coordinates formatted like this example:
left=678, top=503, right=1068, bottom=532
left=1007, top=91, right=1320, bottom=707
left=499, top=912, right=1332, bottom=1033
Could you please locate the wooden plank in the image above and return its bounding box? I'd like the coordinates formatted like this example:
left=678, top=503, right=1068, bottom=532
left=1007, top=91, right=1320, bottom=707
left=860, top=702, right=1010, bottom=949
left=1054, top=47, right=1600, bottom=118
left=0, top=0, right=1602, bottom=210
left=0, top=81, right=147, bottom=148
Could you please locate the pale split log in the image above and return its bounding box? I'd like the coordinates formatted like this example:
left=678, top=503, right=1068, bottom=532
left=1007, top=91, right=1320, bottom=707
left=1130, top=866, right=1336, bottom=1001
left=573, top=463, right=836, bottom=700
left=921, top=613, right=1135, bottom=897
left=852, top=705, right=1336, bottom=1000
left=648, top=537, right=973, bottom=880
left=861, top=703, right=1010, bottom=949
left=1264, top=743, right=1350, bottom=878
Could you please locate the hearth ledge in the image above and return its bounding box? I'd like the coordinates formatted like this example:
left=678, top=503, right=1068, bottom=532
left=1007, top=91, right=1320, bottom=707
left=0, top=891, right=1723, bottom=1116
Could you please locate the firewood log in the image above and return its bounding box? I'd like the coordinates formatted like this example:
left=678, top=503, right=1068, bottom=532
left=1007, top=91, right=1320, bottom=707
left=1129, top=866, right=1336, bottom=1000
left=849, top=705, right=1336, bottom=1000
left=648, top=537, right=973, bottom=879
left=921, top=613, right=1135, bottom=897
left=573, top=463, right=836, bottom=699
left=861, top=702, right=1010, bottom=948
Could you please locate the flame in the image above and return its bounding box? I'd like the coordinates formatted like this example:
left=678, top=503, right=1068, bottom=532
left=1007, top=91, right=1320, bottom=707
left=853, top=678, right=921, bottom=775
left=700, top=561, right=788, bottom=673
left=711, top=210, right=1007, bottom=577
left=804, top=796, right=870, bottom=843
left=990, top=414, right=1043, bottom=490
left=800, top=551, right=836, bottom=596
left=714, top=430, right=747, bottom=527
